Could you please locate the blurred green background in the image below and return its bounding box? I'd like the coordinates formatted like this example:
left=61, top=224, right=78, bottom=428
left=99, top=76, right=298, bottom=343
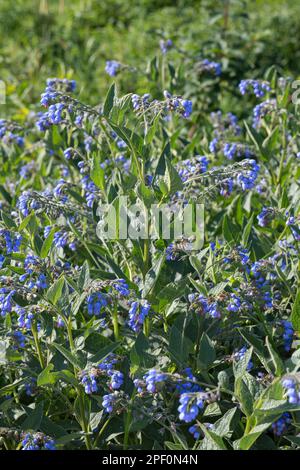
left=0, top=0, right=299, bottom=116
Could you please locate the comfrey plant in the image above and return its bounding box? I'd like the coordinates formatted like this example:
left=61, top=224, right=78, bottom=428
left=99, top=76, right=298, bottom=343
left=0, top=41, right=300, bottom=452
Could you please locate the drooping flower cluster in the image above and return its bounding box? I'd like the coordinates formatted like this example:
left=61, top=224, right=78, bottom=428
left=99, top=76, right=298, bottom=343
left=21, top=432, right=56, bottom=450
left=177, top=156, right=209, bottom=182
left=271, top=413, right=292, bottom=436
left=188, top=293, right=221, bottom=319
left=80, top=354, right=124, bottom=394
left=159, top=39, right=173, bottom=54
left=87, top=292, right=108, bottom=316
left=253, top=99, right=276, bottom=128
left=178, top=393, right=205, bottom=423
left=239, top=79, right=271, bottom=98
left=282, top=321, right=294, bottom=352
left=196, top=59, right=222, bottom=76
left=105, top=60, right=122, bottom=77
left=282, top=377, right=300, bottom=404
left=128, top=299, right=151, bottom=332
left=0, top=119, right=24, bottom=147
left=0, top=229, right=22, bottom=254
left=257, top=207, right=275, bottom=227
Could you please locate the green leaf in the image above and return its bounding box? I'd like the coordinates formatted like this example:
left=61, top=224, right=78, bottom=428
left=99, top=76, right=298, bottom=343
left=40, top=226, right=56, bottom=258
left=37, top=364, right=57, bottom=386
left=213, top=407, right=240, bottom=438
left=244, top=121, right=269, bottom=161
left=77, top=260, right=90, bottom=291
left=242, top=213, right=254, bottom=246
left=103, top=82, right=115, bottom=117
left=165, top=157, right=183, bottom=195
left=18, top=212, right=35, bottom=232
left=22, top=401, right=44, bottom=431
left=266, top=336, right=284, bottom=376
left=91, top=153, right=105, bottom=190
left=291, top=288, right=300, bottom=332
left=90, top=342, right=119, bottom=364
left=236, top=420, right=275, bottom=450
left=209, top=281, right=228, bottom=297
left=168, top=315, right=193, bottom=366
left=130, top=332, right=155, bottom=371
left=235, top=376, right=253, bottom=416
left=142, top=254, right=165, bottom=297
left=233, top=347, right=253, bottom=378
left=51, top=343, right=84, bottom=369
left=1, top=211, right=17, bottom=229
left=40, top=416, right=67, bottom=438
left=199, top=423, right=227, bottom=450
left=222, top=214, right=238, bottom=243
left=46, top=276, right=65, bottom=305
left=197, top=333, right=216, bottom=369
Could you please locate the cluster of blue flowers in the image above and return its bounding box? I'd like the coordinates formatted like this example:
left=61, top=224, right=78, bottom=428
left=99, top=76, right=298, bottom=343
left=21, top=432, right=56, bottom=450
left=0, top=229, right=22, bottom=254
left=197, top=59, right=222, bottom=76
left=105, top=60, right=122, bottom=77
left=19, top=160, right=36, bottom=179
left=19, top=254, right=48, bottom=290
left=102, top=392, right=119, bottom=413
left=188, top=293, right=221, bottom=319
left=189, top=422, right=214, bottom=440
left=81, top=370, right=98, bottom=394
left=165, top=242, right=179, bottom=261
left=210, top=111, right=242, bottom=136
left=87, top=292, right=108, bottom=316
left=209, top=139, right=253, bottom=161
left=282, top=378, right=300, bottom=404
left=25, top=378, right=37, bottom=396
left=112, top=279, right=130, bottom=297
left=163, top=91, right=193, bottom=118
left=17, top=307, right=34, bottom=330
left=236, top=159, right=260, bottom=190
left=0, top=119, right=24, bottom=147
left=253, top=99, right=276, bottom=128
left=45, top=78, right=76, bottom=93
left=81, top=354, right=124, bottom=394
left=10, top=330, right=26, bottom=349
left=239, top=79, right=271, bottom=98
left=52, top=230, right=76, bottom=251
left=286, top=216, right=300, bottom=242
left=271, top=413, right=291, bottom=436
left=159, top=39, right=173, bottom=54
left=0, top=289, right=15, bottom=317
left=257, top=207, right=275, bottom=227
left=143, top=369, right=168, bottom=393
left=131, top=93, right=152, bottom=112
left=176, top=368, right=202, bottom=394
left=37, top=78, right=77, bottom=131
left=282, top=321, right=294, bottom=352
left=178, top=393, right=204, bottom=423
left=81, top=175, right=99, bottom=207
left=177, top=156, right=209, bottom=182
left=128, top=299, right=151, bottom=332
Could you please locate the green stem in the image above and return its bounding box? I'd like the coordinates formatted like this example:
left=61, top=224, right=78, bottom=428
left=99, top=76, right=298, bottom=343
left=78, top=390, right=93, bottom=450
left=31, top=323, right=45, bottom=369
left=143, top=317, right=150, bottom=337
left=66, top=317, right=92, bottom=450
left=112, top=303, right=119, bottom=341
left=93, top=417, right=111, bottom=449
left=123, top=407, right=132, bottom=450
left=66, top=318, right=75, bottom=352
